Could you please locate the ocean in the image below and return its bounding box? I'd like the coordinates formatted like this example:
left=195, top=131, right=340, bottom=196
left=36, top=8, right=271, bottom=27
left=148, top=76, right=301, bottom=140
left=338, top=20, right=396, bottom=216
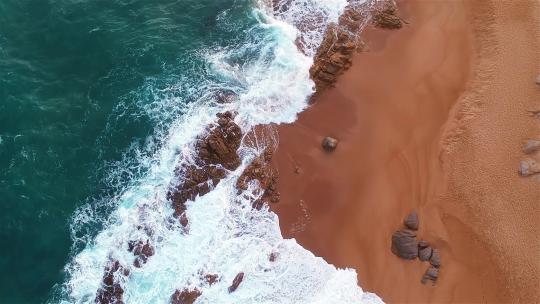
left=0, top=0, right=381, bottom=303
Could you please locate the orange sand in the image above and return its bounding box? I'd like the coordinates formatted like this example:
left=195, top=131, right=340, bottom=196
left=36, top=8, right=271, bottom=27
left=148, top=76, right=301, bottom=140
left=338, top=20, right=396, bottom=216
left=271, top=0, right=540, bottom=302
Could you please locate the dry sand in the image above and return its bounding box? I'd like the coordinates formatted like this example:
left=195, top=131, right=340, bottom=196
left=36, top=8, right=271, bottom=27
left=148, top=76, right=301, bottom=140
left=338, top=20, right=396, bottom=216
left=271, top=0, right=540, bottom=302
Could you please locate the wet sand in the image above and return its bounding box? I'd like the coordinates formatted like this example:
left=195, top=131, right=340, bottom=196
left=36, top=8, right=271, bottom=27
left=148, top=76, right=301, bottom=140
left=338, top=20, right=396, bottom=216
left=271, top=0, right=539, bottom=302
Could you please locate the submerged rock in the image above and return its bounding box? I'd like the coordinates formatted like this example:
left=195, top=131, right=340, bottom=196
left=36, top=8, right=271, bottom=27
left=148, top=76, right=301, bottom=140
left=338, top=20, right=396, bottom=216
left=228, top=272, right=245, bottom=293
left=95, top=261, right=129, bottom=304
left=128, top=240, right=155, bottom=268
left=391, top=229, right=418, bottom=260
left=322, top=137, right=339, bottom=152
left=403, top=210, right=419, bottom=230
left=536, top=75, right=540, bottom=86
left=170, top=288, right=202, bottom=304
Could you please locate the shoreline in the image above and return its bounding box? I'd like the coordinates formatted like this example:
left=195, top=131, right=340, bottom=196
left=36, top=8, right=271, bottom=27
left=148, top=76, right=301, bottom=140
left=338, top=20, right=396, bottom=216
left=271, top=0, right=539, bottom=302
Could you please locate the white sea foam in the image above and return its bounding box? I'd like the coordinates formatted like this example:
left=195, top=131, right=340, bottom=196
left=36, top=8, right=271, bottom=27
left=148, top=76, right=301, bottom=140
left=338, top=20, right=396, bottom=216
left=61, top=1, right=382, bottom=303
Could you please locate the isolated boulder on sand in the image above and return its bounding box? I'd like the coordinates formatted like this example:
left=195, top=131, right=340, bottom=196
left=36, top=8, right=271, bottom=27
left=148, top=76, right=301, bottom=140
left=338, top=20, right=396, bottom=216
left=403, top=210, right=419, bottom=230
left=322, top=137, right=338, bottom=152
left=391, top=229, right=418, bottom=259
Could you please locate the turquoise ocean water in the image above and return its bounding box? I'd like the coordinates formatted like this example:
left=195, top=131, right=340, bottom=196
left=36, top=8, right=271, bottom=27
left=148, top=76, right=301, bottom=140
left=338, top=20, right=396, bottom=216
left=0, top=1, right=247, bottom=301
left=1, top=0, right=382, bottom=303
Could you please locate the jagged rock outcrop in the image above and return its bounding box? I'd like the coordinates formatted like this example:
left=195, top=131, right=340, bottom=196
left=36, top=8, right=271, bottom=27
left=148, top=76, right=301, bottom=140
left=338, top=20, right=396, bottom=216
left=167, top=111, right=242, bottom=226
left=309, top=2, right=372, bottom=94
left=95, top=261, right=129, bottom=304
left=236, top=148, right=280, bottom=209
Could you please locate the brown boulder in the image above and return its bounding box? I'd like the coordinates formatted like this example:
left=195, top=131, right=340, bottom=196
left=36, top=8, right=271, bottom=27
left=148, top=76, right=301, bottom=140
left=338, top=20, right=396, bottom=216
left=322, top=137, right=338, bottom=152
left=403, top=210, right=419, bottom=230
left=170, top=288, right=202, bottom=304
left=391, top=229, right=418, bottom=260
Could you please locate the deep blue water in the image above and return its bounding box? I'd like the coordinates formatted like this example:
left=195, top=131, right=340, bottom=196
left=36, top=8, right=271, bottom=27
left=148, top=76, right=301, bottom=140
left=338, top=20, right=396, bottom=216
left=0, top=0, right=252, bottom=302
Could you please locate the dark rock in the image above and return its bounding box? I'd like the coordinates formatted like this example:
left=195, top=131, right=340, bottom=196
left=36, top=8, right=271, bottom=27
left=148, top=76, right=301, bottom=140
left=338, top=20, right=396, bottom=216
left=228, top=272, right=244, bottom=293
left=95, top=261, right=129, bottom=304
left=403, top=210, right=419, bottom=230
left=519, top=159, right=540, bottom=176
left=418, top=246, right=433, bottom=262
left=421, top=266, right=439, bottom=285
left=322, top=137, right=338, bottom=152
left=418, top=240, right=430, bottom=249
left=391, top=229, right=418, bottom=260
left=236, top=148, right=280, bottom=209
left=430, top=249, right=441, bottom=268
left=523, top=139, right=540, bottom=154
left=170, top=288, right=202, bottom=304
left=128, top=240, right=155, bottom=268
left=536, top=75, right=540, bottom=86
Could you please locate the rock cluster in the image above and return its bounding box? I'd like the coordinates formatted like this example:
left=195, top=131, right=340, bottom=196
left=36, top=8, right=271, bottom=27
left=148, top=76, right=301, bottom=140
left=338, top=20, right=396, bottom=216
left=170, top=288, right=202, bottom=304
left=167, top=111, right=243, bottom=226
left=390, top=210, right=442, bottom=285
left=309, top=2, right=372, bottom=94
left=236, top=148, right=280, bottom=209
left=95, top=261, right=130, bottom=304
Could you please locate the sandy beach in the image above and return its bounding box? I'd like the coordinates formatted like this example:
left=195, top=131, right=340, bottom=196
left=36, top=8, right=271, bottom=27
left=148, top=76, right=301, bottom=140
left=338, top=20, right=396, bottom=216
left=271, top=0, right=540, bottom=302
